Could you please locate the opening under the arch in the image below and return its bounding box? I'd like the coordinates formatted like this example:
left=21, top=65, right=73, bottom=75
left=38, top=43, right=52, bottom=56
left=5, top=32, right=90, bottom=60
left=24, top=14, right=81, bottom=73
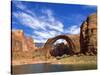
left=50, top=39, right=71, bottom=57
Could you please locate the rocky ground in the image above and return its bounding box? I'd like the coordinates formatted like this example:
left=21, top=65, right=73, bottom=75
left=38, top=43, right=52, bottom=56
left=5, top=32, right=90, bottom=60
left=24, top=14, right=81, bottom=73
left=12, top=54, right=97, bottom=66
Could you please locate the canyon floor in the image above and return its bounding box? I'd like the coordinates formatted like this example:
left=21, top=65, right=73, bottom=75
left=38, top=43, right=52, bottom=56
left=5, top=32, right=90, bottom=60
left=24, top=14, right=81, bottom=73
left=12, top=51, right=97, bottom=66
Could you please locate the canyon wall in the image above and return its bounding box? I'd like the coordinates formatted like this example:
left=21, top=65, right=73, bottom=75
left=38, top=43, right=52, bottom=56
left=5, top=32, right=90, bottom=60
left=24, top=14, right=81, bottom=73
left=12, top=30, right=36, bottom=51
left=80, top=13, right=97, bottom=55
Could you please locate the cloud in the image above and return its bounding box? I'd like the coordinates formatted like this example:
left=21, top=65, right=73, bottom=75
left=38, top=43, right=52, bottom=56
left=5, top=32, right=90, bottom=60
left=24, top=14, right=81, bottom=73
left=32, top=30, right=61, bottom=43
left=13, top=1, right=26, bottom=10
left=54, top=39, right=66, bottom=44
left=33, top=30, right=61, bottom=38
left=65, top=25, right=80, bottom=34
left=12, top=2, right=64, bottom=32
left=13, top=1, right=36, bottom=17
left=13, top=12, right=46, bottom=30
left=40, top=9, right=64, bottom=32
left=12, top=2, right=64, bottom=43
left=12, top=2, right=80, bottom=43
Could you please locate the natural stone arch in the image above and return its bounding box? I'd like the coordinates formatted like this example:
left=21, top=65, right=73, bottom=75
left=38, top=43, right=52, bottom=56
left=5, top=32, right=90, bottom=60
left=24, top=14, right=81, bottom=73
left=43, top=35, right=76, bottom=58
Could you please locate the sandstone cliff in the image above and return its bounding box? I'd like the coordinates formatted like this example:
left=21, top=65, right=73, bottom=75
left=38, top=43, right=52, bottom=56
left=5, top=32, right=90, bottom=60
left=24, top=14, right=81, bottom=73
left=80, top=13, right=97, bottom=55
left=12, top=30, right=36, bottom=51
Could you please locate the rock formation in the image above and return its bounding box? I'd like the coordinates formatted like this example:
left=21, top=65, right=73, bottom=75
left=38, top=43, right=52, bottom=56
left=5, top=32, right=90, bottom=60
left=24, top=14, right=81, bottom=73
left=80, top=13, right=97, bottom=55
left=44, top=35, right=76, bottom=57
left=12, top=30, right=36, bottom=51
left=48, top=34, right=80, bottom=57
left=67, top=34, right=80, bottom=54
left=50, top=43, right=72, bottom=57
left=25, top=37, right=36, bottom=50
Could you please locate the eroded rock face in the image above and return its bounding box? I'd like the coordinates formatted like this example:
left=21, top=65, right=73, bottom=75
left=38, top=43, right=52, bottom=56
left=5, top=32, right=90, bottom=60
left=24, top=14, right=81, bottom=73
left=80, top=13, right=97, bottom=55
left=12, top=30, right=36, bottom=51
left=67, top=35, right=80, bottom=54
left=26, top=37, right=36, bottom=50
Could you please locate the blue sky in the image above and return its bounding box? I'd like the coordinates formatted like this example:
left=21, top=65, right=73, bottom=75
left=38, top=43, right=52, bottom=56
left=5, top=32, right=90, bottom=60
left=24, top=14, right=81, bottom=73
left=12, top=1, right=97, bottom=43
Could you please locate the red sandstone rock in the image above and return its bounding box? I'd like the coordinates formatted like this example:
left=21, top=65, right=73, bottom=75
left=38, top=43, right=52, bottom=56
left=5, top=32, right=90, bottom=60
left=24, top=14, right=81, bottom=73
left=12, top=30, right=36, bottom=51
left=80, top=13, right=97, bottom=55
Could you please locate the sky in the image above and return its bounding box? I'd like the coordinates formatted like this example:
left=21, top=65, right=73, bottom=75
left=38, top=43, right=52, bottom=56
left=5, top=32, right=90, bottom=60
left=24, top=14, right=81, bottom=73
left=11, top=1, right=97, bottom=43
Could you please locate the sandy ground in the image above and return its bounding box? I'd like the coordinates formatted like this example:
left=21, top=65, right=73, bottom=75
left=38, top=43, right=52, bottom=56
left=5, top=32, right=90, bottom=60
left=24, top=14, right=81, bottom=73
left=12, top=59, right=49, bottom=66
left=12, top=56, right=97, bottom=66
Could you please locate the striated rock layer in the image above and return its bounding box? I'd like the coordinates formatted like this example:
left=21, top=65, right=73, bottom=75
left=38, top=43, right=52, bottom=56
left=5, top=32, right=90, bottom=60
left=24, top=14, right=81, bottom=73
left=12, top=30, right=36, bottom=51
left=80, top=13, right=97, bottom=55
